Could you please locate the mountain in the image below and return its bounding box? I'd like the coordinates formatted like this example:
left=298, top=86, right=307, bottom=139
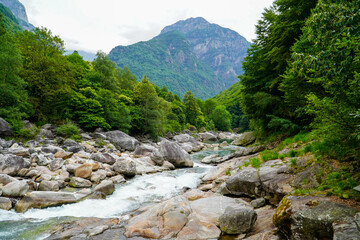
left=108, top=17, right=251, bottom=99
left=65, top=50, right=96, bottom=62
left=0, top=0, right=34, bottom=30
left=0, top=3, right=22, bottom=32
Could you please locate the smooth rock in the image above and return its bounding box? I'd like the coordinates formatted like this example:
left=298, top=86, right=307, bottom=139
left=69, top=177, right=92, bottom=188
left=49, top=158, right=64, bottom=171
left=333, top=213, right=360, bottom=240
left=251, top=198, right=266, bottom=208
left=0, top=154, right=31, bottom=176
left=199, top=132, right=218, bottom=142
left=15, top=191, right=78, bottom=213
left=0, top=174, right=17, bottom=185
left=91, top=170, right=107, bottom=183
left=41, top=145, right=63, bottom=154
left=105, top=130, right=139, bottom=151
left=94, top=180, right=115, bottom=195
left=90, top=153, right=116, bottom=165
left=110, top=175, right=126, bottom=184
left=32, top=154, right=49, bottom=166
left=74, top=163, right=93, bottom=179
left=231, top=132, right=256, bottom=146
left=54, top=151, right=74, bottom=160
left=219, top=205, right=257, bottom=234
left=134, top=144, right=156, bottom=157
left=38, top=180, right=60, bottom=191
left=0, top=118, right=14, bottom=137
left=112, top=159, right=136, bottom=177
left=0, top=197, right=12, bottom=210
left=201, top=154, right=221, bottom=164
left=152, top=139, right=193, bottom=168
left=2, top=180, right=29, bottom=197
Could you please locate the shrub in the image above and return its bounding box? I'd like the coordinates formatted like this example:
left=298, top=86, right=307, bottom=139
left=55, top=121, right=81, bottom=140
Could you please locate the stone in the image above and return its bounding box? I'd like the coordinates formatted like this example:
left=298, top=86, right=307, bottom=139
left=273, top=196, right=357, bottom=240
left=199, top=132, right=218, bottom=142
left=94, top=180, right=115, bottom=195
left=231, top=132, right=256, bottom=146
left=105, top=130, right=140, bottom=151
left=219, top=205, right=257, bottom=234
left=74, top=163, right=93, bottom=179
left=15, top=191, right=78, bottom=213
left=134, top=144, right=156, bottom=157
left=91, top=170, right=107, bottom=183
left=38, top=180, right=60, bottom=191
left=54, top=151, right=74, bottom=160
left=151, top=139, right=193, bottom=168
left=2, top=180, right=29, bottom=197
left=201, top=154, right=221, bottom=164
left=90, top=153, right=116, bottom=165
left=353, top=185, right=360, bottom=192
left=0, top=197, right=12, bottom=210
left=32, top=154, right=50, bottom=166
left=41, top=145, right=63, bottom=154
left=173, top=134, right=195, bottom=143
left=112, top=159, right=136, bottom=177
left=220, top=141, right=229, bottom=147
left=0, top=154, right=31, bottom=176
left=0, top=117, right=14, bottom=137
left=49, top=158, right=64, bottom=171
left=251, top=198, right=266, bottom=208
left=69, top=177, right=92, bottom=188
left=8, top=146, right=30, bottom=157
left=333, top=213, right=360, bottom=240
left=110, top=175, right=126, bottom=184
left=65, top=163, right=81, bottom=174
left=0, top=173, right=17, bottom=185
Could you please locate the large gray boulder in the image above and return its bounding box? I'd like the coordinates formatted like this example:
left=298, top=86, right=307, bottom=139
left=151, top=139, right=193, bottom=168
left=0, top=197, right=12, bottom=210
left=0, top=173, right=17, bottom=185
left=231, top=132, right=256, bottom=146
left=94, top=180, right=115, bottom=195
left=134, top=144, right=157, bottom=157
left=0, top=154, right=31, bottom=176
left=1, top=180, right=29, bottom=197
left=90, top=153, right=116, bottom=165
left=15, top=191, right=78, bottom=213
left=333, top=213, right=360, bottom=240
left=0, top=118, right=14, bottom=137
left=219, top=205, right=257, bottom=234
left=199, top=132, right=218, bottom=142
left=49, top=158, right=64, bottom=171
left=105, top=130, right=139, bottom=151
left=112, top=158, right=136, bottom=177
left=69, top=177, right=92, bottom=188
left=38, top=180, right=60, bottom=191
left=273, top=196, right=358, bottom=240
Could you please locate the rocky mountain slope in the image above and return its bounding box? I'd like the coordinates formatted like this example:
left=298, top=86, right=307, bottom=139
left=0, top=0, right=34, bottom=30
left=108, top=17, right=251, bottom=99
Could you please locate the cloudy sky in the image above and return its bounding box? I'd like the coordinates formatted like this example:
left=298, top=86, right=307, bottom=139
left=20, top=0, right=274, bottom=53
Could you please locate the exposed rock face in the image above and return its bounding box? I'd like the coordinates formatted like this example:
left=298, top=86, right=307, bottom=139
left=0, top=0, right=35, bottom=30
left=273, top=196, right=358, bottom=240
left=220, top=160, right=292, bottom=204
left=0, top=154, right=30, bottom=175
left=15, top=191, right=78, bottom=213
left=152, top=139, right=193, bottom=168
left=125, top=191, right=251, bottom=239
left=0, top=117, right=14, bottom=137
left=231, top=131, right=256, bottom=146
left=105, top=130, right=139, bottom=151
left=219, top=205, right=257, bottom=234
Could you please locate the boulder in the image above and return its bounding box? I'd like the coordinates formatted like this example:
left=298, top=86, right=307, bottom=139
left=65, top=163, right=81, bottom=174
left=69, top=177, right=92, bottom=188
left=90, top=153, right=116, bottom=165
left=49, top=158, right=64, bottom=171
left=31, top=154, right=50, bottom=166
left=231, top=132, right=256, bottom=146
left=105, top=130, right=139, bottom=151
left=54, top=151, right=74, bottom=160
left=219, top=205, right=257, bottom=234
left=251, top=198, right=266, bottom=208
left=201, top=154, right=222, bottom=164
left=110, top=175, right=126, bottom=184
left=112, top=159, right=136, bottom=177
left=91, top=170, right=107, bottom=183
left=333, top=213, right=360, bottom=240
left=15, top=191, right=78, bottom=213
left=151, top=139, right=193, bottom=168
left=0, top=154, right=31, bottom=176
left=74, top=163, right=93, bottom=179
left=173, top=134, right=195, bottom=143
left=134, top=144, right=157, bottom=157
left=41, top=145, right=63, bottom=154
left=199, top=132, right=218, bottom=142
left=38, top=180, right=60, bottom=191
left=8, top=146, right=30, bottom=157
left=0, top=117, right=14, bottom=137
left=273, top=196, right=357, bottom=240
left=2, top=180, right=29, bottom=197
left=0, top=197, right=12, bottom=210
left=94, top=180, right=115, bottom=195
left=0, top=173, right=17, bottom=185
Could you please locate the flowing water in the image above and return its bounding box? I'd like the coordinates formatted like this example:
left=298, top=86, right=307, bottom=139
left=0, top=146, right=237, bottom=239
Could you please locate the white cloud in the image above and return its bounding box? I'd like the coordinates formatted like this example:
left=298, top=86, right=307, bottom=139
left=20, top=0, right=274, bottom=53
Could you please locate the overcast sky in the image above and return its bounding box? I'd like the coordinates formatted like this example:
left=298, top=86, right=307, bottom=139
left=20, top=0, right=274, bottom=53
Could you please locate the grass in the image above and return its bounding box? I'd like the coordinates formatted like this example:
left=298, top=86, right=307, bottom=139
left=250, top=157, right=261, bottom=168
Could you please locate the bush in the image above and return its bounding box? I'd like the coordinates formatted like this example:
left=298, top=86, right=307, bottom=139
left=54, top=122, right=81, bottom=140
left=250, top=157, right=261, bottom=168
left=260, top=150, right=279, bottom=161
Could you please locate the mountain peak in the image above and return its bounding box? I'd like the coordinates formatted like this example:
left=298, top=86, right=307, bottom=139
left=161, top=17, right=211, bottom=35
left=0, top=0, right=34, bottom=30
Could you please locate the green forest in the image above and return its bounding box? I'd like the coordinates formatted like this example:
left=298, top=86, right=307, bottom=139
left=1, top=0, right=359, bottom=175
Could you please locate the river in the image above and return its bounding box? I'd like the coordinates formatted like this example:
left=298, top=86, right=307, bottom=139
left=0, top=146, right=236, bottom=240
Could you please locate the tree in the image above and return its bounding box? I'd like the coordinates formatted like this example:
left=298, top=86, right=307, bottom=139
left=183, top=90, right=204, bottom=128
left=16, top=27, right=75, bottom=122
left=211, top=105, right=232, bottom=131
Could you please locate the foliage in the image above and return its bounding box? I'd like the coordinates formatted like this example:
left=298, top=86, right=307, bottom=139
left=183, top=90, right=204, bottom=128
left=54, top=121, right=81, bottom=140
left=210, top=105, right=232, bottom=131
